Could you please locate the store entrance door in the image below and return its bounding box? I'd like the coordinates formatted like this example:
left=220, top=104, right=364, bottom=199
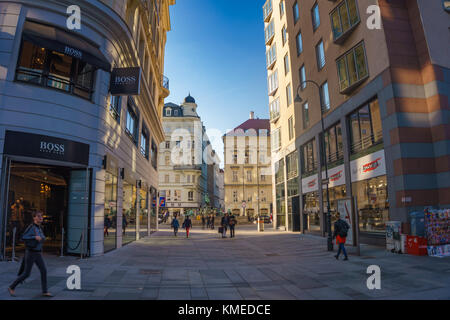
left=292, top=196, right=301, bottom=232
left=2, top=162, right=70, bottom=258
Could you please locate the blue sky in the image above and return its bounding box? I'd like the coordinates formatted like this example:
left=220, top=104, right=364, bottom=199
left=164, top=0, right=268, bottom=167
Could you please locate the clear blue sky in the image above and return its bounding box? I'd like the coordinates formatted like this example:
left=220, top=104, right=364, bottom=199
left=164, top=0, right=268, bottom=167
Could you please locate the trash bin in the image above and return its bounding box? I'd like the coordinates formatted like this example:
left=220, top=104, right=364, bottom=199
left=258, top=217, right=265, bottom=232
left=406, top=235, right=428, bottom=256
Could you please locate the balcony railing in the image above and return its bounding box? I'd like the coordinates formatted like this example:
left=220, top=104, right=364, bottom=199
left=270, top=111, right=280, bottom=122
left=16, top=68, right=93, bottom=100
left=350, top=131, right=384, bottom=155
left=162, top=75, right=169, bottom=90
left=173, top=165, right=202, bottom=171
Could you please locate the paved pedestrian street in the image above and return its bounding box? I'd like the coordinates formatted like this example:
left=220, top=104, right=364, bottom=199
left=1, top=225, right=449, bottom=300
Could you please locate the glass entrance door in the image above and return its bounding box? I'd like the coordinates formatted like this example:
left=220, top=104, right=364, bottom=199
left=3, top=162, right=70, bottom=258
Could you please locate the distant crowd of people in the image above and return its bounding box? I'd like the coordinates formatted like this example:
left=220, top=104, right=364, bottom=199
left=167, top=210, right=238, bottom=239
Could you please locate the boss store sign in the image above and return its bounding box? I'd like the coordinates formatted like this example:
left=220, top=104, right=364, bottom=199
left=110, top=67, right=141, bottom=96
left=3, top=131, right=90, bottom=166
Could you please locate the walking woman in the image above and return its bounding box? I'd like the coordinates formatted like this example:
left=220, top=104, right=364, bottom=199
left=8, top=211, right=52, bottom=297
left=183, top=216, right=193, bottom=238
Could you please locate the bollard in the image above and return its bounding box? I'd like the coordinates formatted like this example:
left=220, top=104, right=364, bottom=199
left=80, top=231, right=84, bottom=260
left=60, top=228, right=65, bottom=257
left=11, top=227, right=17, bottom=262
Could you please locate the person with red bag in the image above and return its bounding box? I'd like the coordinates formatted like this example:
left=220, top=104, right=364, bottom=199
left=333, top=212, right=350, bottom=261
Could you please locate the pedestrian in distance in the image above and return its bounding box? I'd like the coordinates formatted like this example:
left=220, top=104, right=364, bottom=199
left=210, top=214, right=215, bottom=230
left=104, top=215, right=111, bottom=237
left=221, top=213, right=229, bottom=238
left=122, top=214, right=128, bottom=235
left=171, top=215, right=180, bottom=237
left=206, top=215, right=211, bottom=229
left=229, top=213, right=237, bottom=238
left=333, top=212, right=350, bottom=261
left=183, top=216, right=193, bottom=238
left=8, top=211, right=52, bottom=297
left=201, top=215, right=206, bottom=230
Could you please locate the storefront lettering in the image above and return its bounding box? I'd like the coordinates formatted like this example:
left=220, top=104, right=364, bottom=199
left=363, top=158, right=381, bottom=173
left=308, top=179, right=316, bottom=188
left=40, top=141, right=65, bottom=155
left=330, top=170, right=343, bottom=182
left=114, top=75, right=137, bottom=85
left=64, top=46, right=82, bottom=59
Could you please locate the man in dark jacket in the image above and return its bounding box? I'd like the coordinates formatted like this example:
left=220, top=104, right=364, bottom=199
left=332, top=213, right=350, bottom=261
left=221, top=213, right=229, bottom=238
left=183, top=216, right=193, bottom=238
left=229, top=213, right=237, bottom=238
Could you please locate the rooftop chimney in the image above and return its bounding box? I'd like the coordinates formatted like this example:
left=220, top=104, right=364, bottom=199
left=250, top=111, right=255, bottom=120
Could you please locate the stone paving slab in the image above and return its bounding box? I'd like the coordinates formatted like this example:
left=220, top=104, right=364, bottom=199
left=1, top=224, right=449, bottom=300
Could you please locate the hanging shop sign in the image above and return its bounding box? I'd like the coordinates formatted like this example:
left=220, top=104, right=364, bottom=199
left=350, top=149, right=386, bottom=183
left=302, top=174, right=318, bottom=194
left=110, top=67, right=141, bottom=96
left=322, top=164, right=346, bottom=188
left=3, top=130, right=89, bottom=166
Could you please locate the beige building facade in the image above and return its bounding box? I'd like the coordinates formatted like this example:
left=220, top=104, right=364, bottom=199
left=223, top=113, right=272, bottom=218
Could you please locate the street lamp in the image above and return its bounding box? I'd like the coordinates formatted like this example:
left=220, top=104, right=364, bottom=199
left=294, top=80, right=334, bottom=252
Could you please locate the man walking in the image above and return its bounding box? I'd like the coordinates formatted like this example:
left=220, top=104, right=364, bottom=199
left=171, top=215, right=180, bottom=237
left=183, top=215, right=193, bottom=238
left=221, top=213, right=229, bottom=238
left=229, top=212, right=237, bottom=238
left=210, top=214, right=215, bottom=230
left=333, top=212, right=350, bottom=261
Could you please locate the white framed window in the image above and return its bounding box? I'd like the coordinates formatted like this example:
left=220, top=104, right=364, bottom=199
left=270, top=97, right=280, bottom=121
left=286, top=83, right=292, bottom=106
left=271, top=128, right=281, bottom=151
left=268, top=69, right=279, bottom=95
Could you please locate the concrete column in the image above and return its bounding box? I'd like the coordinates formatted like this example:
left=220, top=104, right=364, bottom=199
left=136, top=183, right=140, bottom=241
left=116, top=168, right=123, bottom=249
left=315, top=133, right=325, bottom=237
left=283, top=156, right=289, bottom=231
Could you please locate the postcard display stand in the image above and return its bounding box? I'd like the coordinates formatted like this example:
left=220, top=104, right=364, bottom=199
left=425, top=209, right=450, bottom=258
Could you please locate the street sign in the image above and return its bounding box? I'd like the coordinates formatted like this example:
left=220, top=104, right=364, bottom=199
left=322, top=178, right=330, bottom=185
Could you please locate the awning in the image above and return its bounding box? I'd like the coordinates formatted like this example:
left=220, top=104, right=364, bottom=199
left=22, top=20, right=111, bottom=72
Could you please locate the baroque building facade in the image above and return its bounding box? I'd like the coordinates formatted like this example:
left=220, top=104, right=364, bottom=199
left=223, top=113, right=273, bottom=218
left=159, top=95, right=223, bottom=217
